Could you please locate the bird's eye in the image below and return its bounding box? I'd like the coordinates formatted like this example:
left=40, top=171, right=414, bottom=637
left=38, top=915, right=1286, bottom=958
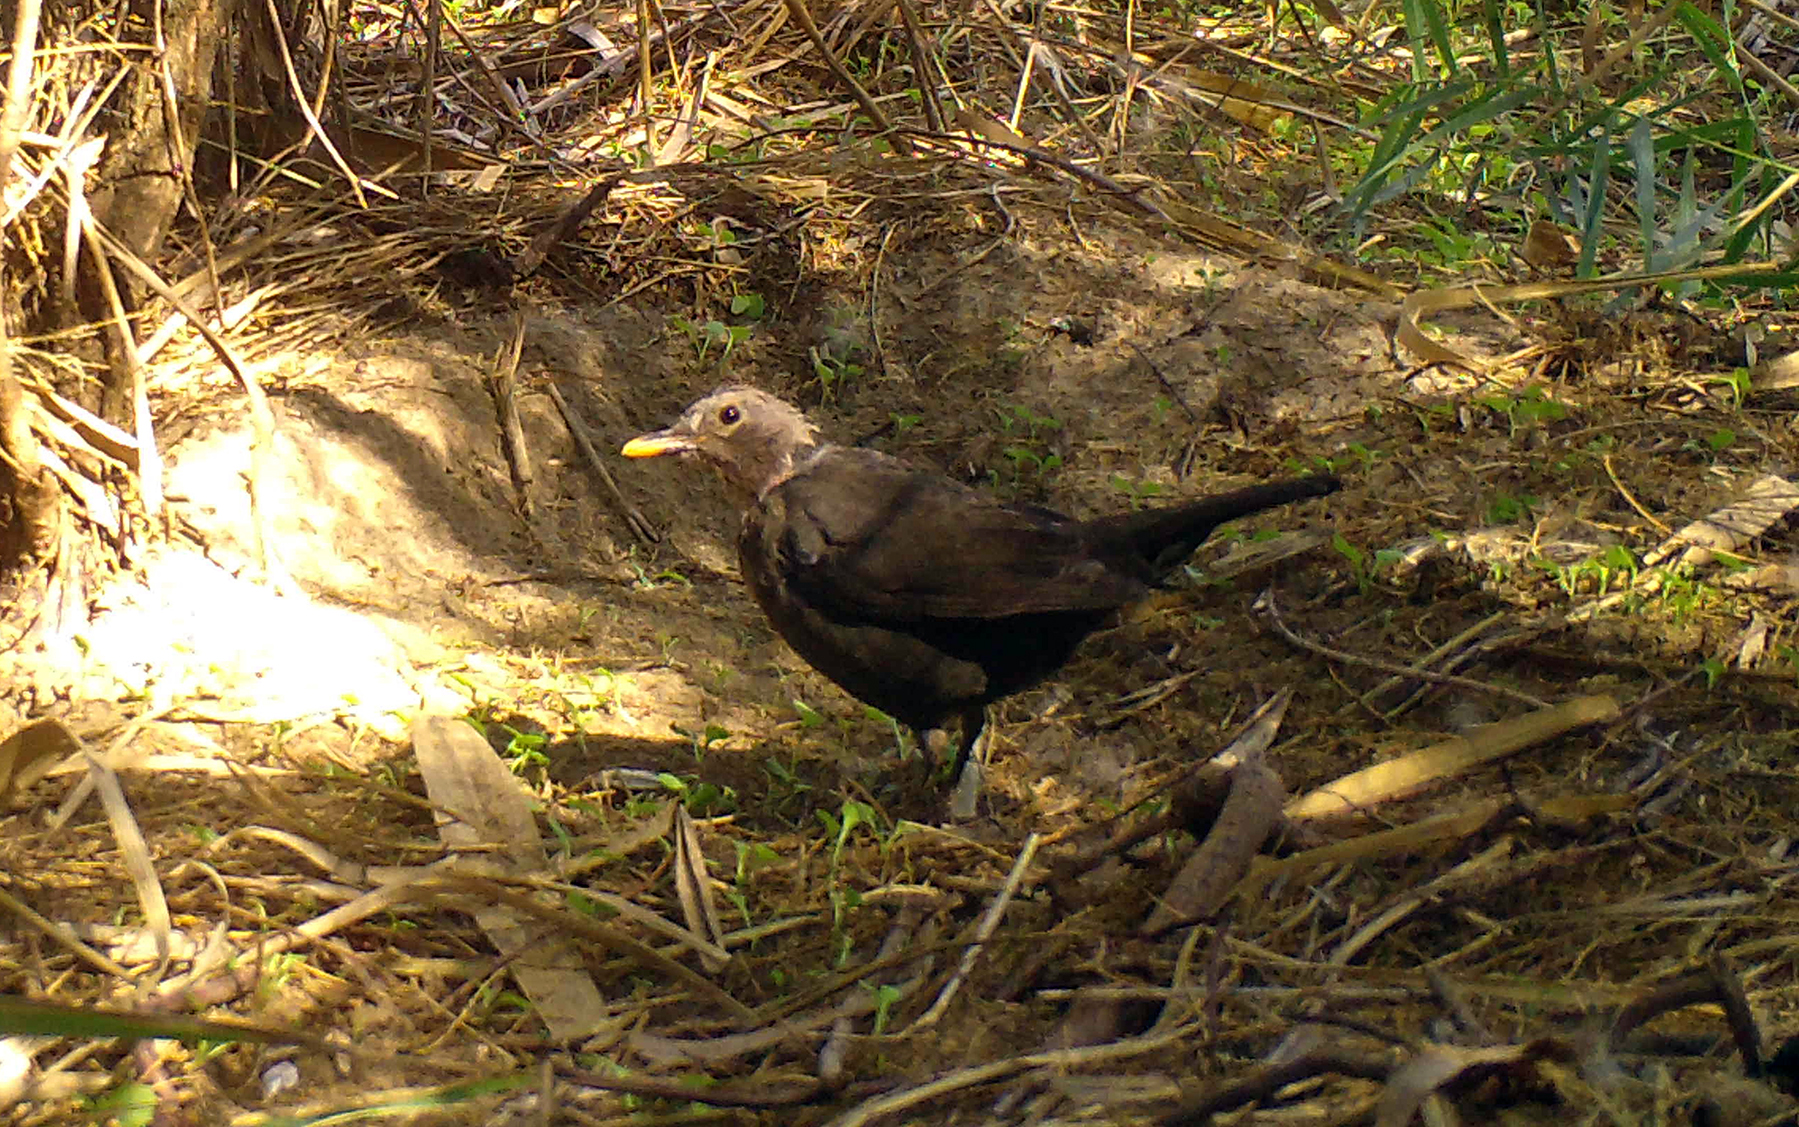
left=719, top=405, right=741, bottom=426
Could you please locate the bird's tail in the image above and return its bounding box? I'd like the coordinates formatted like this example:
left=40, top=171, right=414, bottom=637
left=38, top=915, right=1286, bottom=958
left=1088, top=475, right=1342, bottom=577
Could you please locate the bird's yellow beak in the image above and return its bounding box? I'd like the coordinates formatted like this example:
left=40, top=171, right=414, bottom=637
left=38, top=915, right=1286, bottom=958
left=621, top=431, right=695, bottom=457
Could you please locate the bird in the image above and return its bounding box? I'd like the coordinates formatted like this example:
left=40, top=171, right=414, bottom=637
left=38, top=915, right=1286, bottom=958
left=622, top=386, right=1339, bottom=809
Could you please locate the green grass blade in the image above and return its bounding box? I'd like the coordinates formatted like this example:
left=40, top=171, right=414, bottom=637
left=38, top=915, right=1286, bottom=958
left=1481, top=0, right=1512, bottom=78
left=1629, top=116, right=1658, bottom=267
left=1401, top=0, right=1458, bottom=79
left=1577, top=130, right=1612, bottom=277
left=1672, top=1, right=1743, bottom=91
left=0, top=995, right=322, bottom=1048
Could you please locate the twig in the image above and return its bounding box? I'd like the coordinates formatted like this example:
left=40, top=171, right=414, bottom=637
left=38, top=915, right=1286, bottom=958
left=512, top=176, right=621, bottom=280
left=1142, top=692, right=1291, bottom=935
left=911, top=831, right=1040, bottom=1028
left=0, top=0, right=43, bottom=191
left=489, top=308, right=532, bottom=511
left=1164, top=1046, right=1394, bottom=1125
left=81, top=218, right=161, bottom=519
left=86, top=219, right=295, bottom=593
left=903, top=127, right=1166, bottom=218
left=823, top=1023, right=1197, bottom=1127
left=1125, top=341, right=1199, bottom=423
left=262, top=0, right=370, bottom=207
left=1601, top=452, right=1671, bottom=534
left=1257, top=588, right=1550, bottom=708
left=545, top=382, right=660, bottom=544
left=781, top=0, right=909, bottom=154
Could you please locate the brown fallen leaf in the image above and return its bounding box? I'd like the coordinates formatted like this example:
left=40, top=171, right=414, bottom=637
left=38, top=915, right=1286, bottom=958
left=0, top=719, right=79, bottom=806
left=1519, top=218, right=1581, bottom=272
left=1642, top=474, right=1799, bottom=569
left=413, top=715, right=609, bottom=1040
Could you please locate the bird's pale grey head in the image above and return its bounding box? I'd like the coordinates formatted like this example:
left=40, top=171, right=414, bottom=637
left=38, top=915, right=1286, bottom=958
left=622, top=386, right=821, bottom=500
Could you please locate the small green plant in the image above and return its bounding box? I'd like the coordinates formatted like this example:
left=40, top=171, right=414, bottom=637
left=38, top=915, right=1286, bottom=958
left=1709, top=368, right=1752, bottom=409
left=792, top=699, right=827, bottom=729
left=625, top=553, right=692, bottom=590
left=1475, top=384, right=1567, bottom=436
left=492, top=724, right=548, bottom=774
left=810, top=348, right=863, bottom=401
left=656, top=772, right=736, bottom=816
left=994, top=402, right=1063, bottom=440
left=670, top=314, right=752, bottom=365
left=1682, top=429, right=1736, bottom=460
left=1486, top=492, right=1537, bottom=524
left=1002, top=445, right=1062, bottom=479
left=727, top=840, right=780, bottom=925
left=763, top=756, right=812, bottom=799
left=1408, top=402, right=1456, bottom=438
left=671, top=722, right=731, bottom=762
left=1109, top=475, right=1165, bottom=509
left=866, top=982, right=903, bottom=1034
left=731, top=291, right=766, bottom=319
left=817, top=799, right=881, bottom=871
left=734, top=839, right=781, bottom=885
left=85, top=1082, right=156, bottom=1127
left=1331, top=534, right=1401, bottom=595
left=989, top=403, right=1065, bottom=489
left=1778, top=644, right=1799, bottom=683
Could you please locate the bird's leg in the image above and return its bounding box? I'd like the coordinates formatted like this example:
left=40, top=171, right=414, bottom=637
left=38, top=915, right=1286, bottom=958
left=947, top=706, right=990, bottom=820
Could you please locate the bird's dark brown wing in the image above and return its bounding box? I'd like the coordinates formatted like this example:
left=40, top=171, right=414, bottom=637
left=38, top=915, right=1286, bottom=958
left=757, top=448, right=1148, bottom=622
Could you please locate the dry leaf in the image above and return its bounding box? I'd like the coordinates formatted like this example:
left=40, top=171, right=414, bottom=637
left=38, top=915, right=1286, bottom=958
left=1643, top=474, right=1799, bottom=568
left=671, top=805, right=728, bottom=973
left=0, top=720, right=79, bottom=806
left=413, top=715, right=609, bottom=1039
left=1519, top=218, right=1580, bottom=272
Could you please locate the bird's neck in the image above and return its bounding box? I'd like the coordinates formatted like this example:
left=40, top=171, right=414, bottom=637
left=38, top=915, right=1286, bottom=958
left=736, top=439, right=826, bottom=503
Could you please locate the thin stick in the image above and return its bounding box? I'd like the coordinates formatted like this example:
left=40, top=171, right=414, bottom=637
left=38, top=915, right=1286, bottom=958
left=0, top=0, right=44, bottom=191
left=1258, top=589, right=1549, bottom=708
left=912, top=832, right=1040, bottom=1028
left=263, top=0, right=369, bottom=207
left=545, top=382, right=660, bottom=545
left=781, top=0, right=908, bottom=153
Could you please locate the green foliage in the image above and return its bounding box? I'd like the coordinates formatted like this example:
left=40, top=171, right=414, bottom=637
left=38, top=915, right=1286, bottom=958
left=792, top=698, right=826, bottom=729
left=1682, top=428, right=1737, bottom=460
left=1486, top=491, right=1538, bottom=523
left=866, top=982, right=903, bottom=1034
left=626, top=555, right=692, bottom=590
left=990, top=403, right=1065, bottom=488
left=656, top=771, right=736, bottom=815
left=1474, top=384, right=1567, bottom=436
left=1334, top=0, right=1795, bottom=289
left=498, top=725, right=548, bottom=773
left=85, top=1083, right=156, bottom=1127
left=1709, top=368, right=1752, bottom=408
left=817, top=799, right=882, bottom=870
left=1534, top=544, right=1641, bottom=598
left=763, top=755, right=814, bottom=803
left=1331, top=533, right=1403, bottom=595
left=670, top=314, right=752, bottom=366
left=1699, top=656, right=1726, bottom=689
left=810, top=349, right=863, bottom=400
left=671, top=722, right=731, bottom=761
left=1109, top=474, right=1166, bottom=509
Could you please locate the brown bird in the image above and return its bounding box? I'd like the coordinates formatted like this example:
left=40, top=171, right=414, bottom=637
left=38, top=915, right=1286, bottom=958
left=623, top=387, right=1338, bottom=805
